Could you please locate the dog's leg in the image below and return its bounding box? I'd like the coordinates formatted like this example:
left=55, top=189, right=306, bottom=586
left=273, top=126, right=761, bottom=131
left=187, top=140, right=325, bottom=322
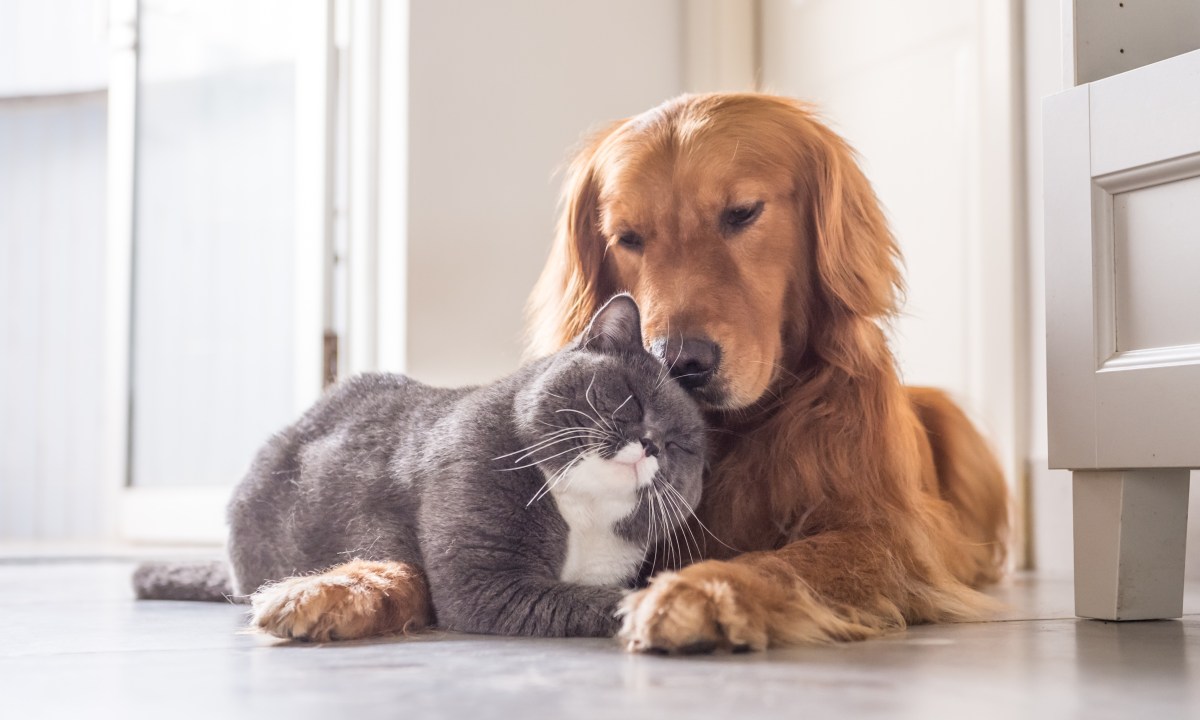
left=250, top=559, right=432, bottom=642
left=617, top=529, right=998, bottom=653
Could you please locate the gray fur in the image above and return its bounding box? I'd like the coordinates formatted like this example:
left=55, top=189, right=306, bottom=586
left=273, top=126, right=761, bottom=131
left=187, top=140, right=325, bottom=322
left=195, top=295, right=703, bottom=637
left=133, top=561, right=233, bottom=602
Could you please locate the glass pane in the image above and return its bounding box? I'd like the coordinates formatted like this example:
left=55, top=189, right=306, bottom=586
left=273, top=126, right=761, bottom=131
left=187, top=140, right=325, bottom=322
left=132, top=0, right=302, bottom=487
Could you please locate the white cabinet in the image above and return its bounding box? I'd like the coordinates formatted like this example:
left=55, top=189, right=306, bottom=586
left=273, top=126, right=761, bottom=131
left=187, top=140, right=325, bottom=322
left=1045, top=47, right=1200, bottom=620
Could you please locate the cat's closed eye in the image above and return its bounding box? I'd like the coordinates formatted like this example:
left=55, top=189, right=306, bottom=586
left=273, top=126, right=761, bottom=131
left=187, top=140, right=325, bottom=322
left=611, top=396, right=644, bottom=425
left=665, top=440, right=698, bottom=456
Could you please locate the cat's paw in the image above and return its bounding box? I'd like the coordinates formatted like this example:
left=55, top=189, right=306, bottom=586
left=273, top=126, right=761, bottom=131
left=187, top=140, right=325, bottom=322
left=250, top=560, right=430, bottom=642
left=616, top=564, right=769, bottom=654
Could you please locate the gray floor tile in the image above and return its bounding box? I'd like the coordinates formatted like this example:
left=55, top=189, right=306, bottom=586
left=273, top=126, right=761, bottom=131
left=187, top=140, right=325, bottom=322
left=3, top=561, right=1197, bottom=719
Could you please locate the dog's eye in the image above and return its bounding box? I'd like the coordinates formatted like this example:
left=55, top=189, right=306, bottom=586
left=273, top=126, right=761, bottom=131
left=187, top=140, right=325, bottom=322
left=616, top=232, right=644, bottom=251
left=722, top=201, right=764, bottom=230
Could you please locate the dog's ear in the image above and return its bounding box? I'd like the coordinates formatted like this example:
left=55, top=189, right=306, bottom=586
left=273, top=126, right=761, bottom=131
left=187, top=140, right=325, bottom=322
left=526, top=122, right=623, bottom=358
left=579, top=293, right=643, bottom=354
left=801, top=114, right=903, bottom=320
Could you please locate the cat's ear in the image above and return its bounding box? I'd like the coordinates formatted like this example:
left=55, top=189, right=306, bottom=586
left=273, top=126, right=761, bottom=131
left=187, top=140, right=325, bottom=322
left=580, top=293, right=643, bottom=355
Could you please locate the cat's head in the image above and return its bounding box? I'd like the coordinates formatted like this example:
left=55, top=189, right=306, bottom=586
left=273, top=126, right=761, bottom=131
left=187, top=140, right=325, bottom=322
left=511, top=294, right=706, bottom=546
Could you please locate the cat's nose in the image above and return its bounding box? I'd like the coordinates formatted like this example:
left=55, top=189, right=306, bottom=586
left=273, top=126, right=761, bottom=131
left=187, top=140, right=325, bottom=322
left=640, top=438, right=659, bottom=458
left=650, top=336, right=721, bottom=390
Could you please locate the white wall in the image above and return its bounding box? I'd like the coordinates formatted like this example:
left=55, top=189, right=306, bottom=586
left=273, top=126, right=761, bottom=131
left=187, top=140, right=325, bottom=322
left=0, top=93, right=108, bottom=539
left=403, top=0, right=685, bottom=386
left=0, top=0, right=107, bottom=97
left=0, top=0, right=110, bottom=540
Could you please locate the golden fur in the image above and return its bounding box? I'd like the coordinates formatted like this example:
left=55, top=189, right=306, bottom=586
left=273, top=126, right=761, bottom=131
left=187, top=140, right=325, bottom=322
left=529, top=93, right=1009, bottom=652
left=251, top=560, right=431, bottom=642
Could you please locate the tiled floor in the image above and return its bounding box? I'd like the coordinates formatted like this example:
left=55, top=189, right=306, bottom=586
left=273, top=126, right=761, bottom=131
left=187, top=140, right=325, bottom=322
left=3, top=558, right=1198, bottom=719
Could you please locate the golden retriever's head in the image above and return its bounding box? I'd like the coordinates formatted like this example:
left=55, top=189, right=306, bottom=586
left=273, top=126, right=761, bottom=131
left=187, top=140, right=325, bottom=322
left=529, top=93, right=902, bottom=411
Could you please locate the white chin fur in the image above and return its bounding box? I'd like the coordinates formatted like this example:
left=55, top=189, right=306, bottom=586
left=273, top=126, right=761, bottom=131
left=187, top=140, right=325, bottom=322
left=548, top=443, right=653, bottom=586
left=611, top=441, right=659, bottom=488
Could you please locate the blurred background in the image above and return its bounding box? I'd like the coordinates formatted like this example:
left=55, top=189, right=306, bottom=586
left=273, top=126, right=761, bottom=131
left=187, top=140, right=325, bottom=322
left=1, top=0, right=1196, bottom=575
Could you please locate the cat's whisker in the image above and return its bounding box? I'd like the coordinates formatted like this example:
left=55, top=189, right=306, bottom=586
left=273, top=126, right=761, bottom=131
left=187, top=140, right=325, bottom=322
left=511, top=432, right=600, bottom=460
left=560, top=457, right=587, bottom=494
left=647, top=488, right=664, bottom=571
left=537, top=426, right=600, bottom=440
left=554, top=407, right=606, bottom=430
left=509, top=435, right=598, bottom=466
left=652, top=494, right=672, bottom=568
left=609, top=394, right=633, bottom=427
left=498, top=430, right=601, bottom=464
left=527, top=456, right=576, bottom=506
left=535, top=418, right=612, bottom=446
left=652, top=317, right=673, bottom=391
left=493, top=429, right=599, bottom=461
left=551, top=409, right=622, bottom=450
left=642, top=488, right=659, bottom=568
left=534, top=445, right=599, bottom=500
left=653, top=363, right=673, bottom=392
left=670, top=511, right=684, bottom=570
left=584, top=372, right=617, bottom=433
left=664, top=370, right=706, bottom=386
left=654, top=483, right=685, bottom=565
left=653, top=487, right=679, bottom=571
left=658, top=480, right=743, bottom=555
left=653, top=322, right=683, bottom=391
left=526, top=447, right=596, bottom=506
left=661, top=506, right=678, bottom=570
left=659, top=483, right=701, bottom=566
left=528, top=474, right=563, bottom=507
left=662, top=487, right=691, bottom=571
left=641, top=488, right=654, bottom=568
left=659, top=479, right=706, bottom=561
left=500, top=441, right=604, bottom=473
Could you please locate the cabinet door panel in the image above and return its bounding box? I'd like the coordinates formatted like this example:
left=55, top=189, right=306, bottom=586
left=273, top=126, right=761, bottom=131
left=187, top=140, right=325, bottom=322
left=1113, top=174, right=1200, bottom=353
left=1046, top=49, right=1200, bottom=469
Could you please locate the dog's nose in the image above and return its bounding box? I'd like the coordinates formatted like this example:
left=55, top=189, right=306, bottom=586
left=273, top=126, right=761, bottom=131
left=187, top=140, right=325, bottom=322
left=652, top=336, right=721, bottom=390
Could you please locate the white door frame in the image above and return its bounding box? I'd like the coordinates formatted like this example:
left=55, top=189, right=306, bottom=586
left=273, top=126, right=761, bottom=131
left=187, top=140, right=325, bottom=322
left=104, top=0, right=340, bottom=543
left=102, top=0, right=137, bottom=541
left=341, top=0, right=409, bottom=376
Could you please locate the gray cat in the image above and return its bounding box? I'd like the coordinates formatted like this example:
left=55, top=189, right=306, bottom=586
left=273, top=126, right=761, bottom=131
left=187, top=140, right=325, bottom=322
left=136, top=295, right=705, bottom=640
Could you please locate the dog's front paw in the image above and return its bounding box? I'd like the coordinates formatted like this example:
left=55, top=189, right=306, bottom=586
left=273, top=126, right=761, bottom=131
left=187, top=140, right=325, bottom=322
left=250, top=560, right=429, bottom=642
left=617, top=564, right=769, bottom=654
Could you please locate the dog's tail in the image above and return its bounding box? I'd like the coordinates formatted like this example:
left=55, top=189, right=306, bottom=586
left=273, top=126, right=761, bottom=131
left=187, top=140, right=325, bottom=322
left=907, top=386, right=1010, bottom=587
left=133, top=561, right=238, bottom=602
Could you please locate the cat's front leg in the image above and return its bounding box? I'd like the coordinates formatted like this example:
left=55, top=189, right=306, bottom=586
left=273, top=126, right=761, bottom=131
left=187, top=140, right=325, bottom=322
left=435, top=575, right=626, bottom=638
left=250, top=559, right=431, bottom=642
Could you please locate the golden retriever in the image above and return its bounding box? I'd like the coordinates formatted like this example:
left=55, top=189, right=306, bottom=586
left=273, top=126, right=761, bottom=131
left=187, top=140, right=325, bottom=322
left=528, top=92, right=1008, bottom=652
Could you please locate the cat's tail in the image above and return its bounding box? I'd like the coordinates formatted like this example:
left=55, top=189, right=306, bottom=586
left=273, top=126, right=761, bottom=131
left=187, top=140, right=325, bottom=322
left=132, top=561, right=241, bottom=603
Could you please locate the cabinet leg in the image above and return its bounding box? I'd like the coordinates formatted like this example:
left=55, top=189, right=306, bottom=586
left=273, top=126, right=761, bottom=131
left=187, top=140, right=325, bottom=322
left=1073, top=469, right=1190, bottom=620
